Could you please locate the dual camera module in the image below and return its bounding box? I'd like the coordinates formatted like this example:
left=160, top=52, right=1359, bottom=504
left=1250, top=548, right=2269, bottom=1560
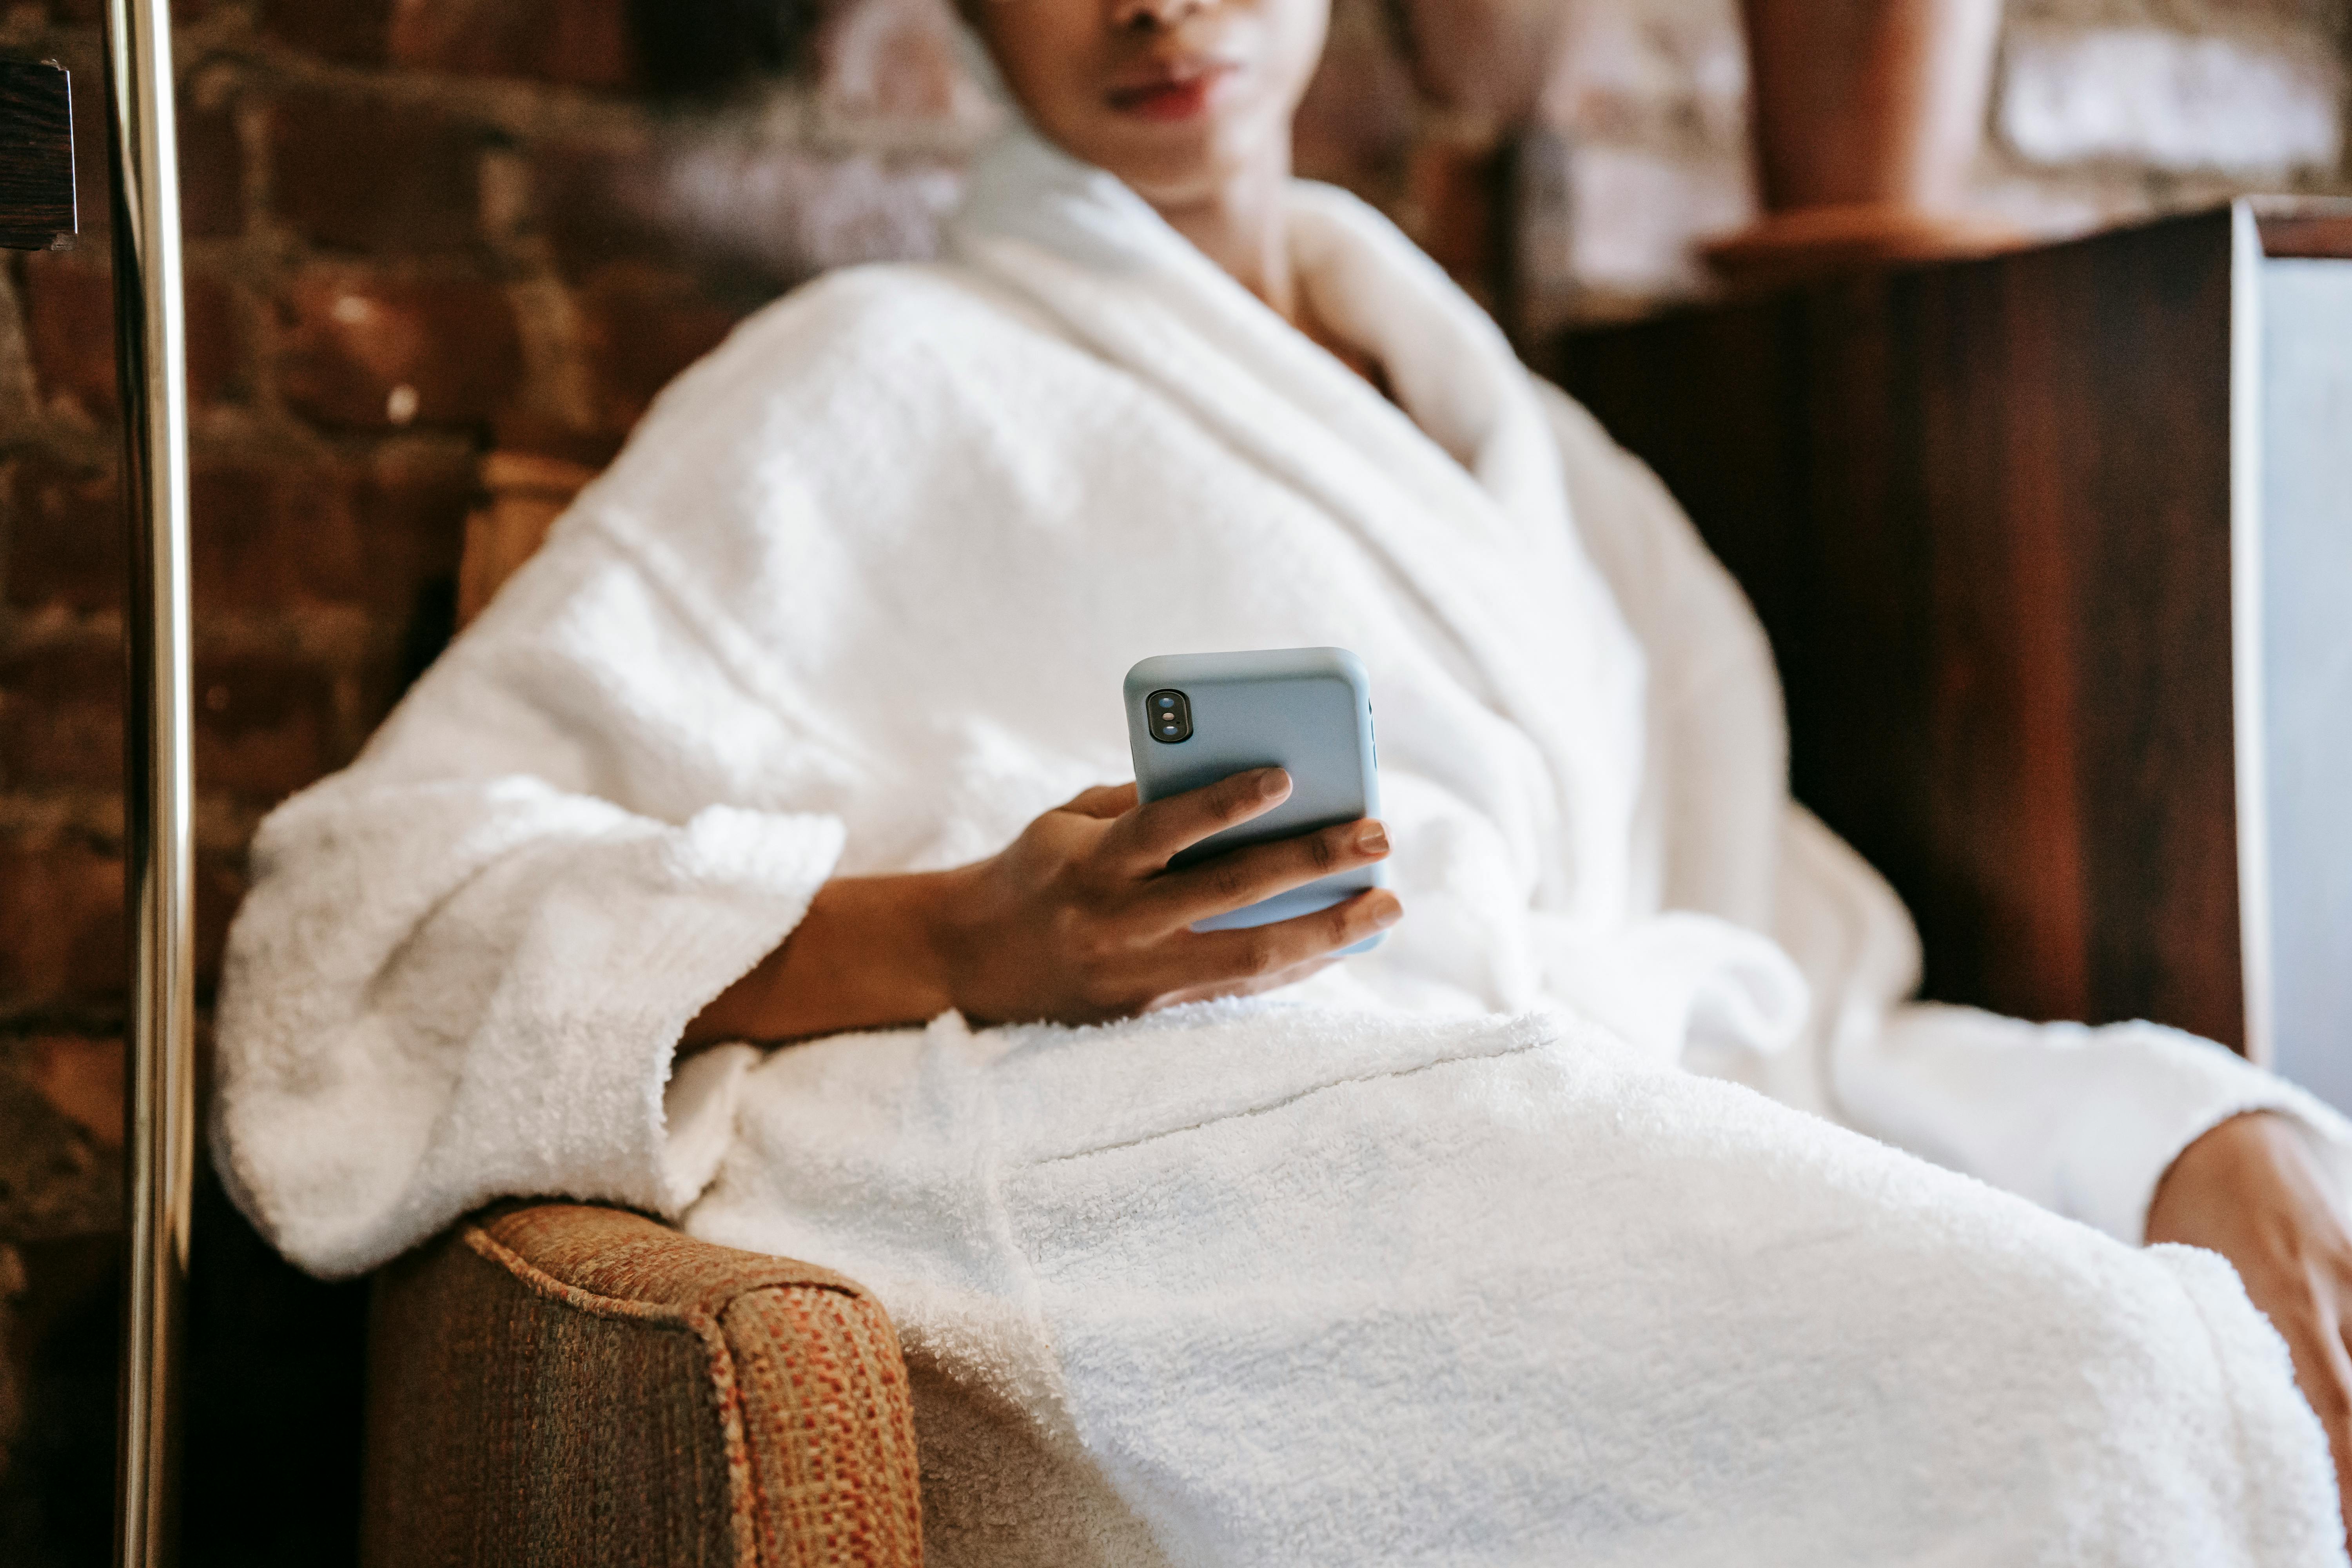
left=1147, top=689, right=1194, bottom=744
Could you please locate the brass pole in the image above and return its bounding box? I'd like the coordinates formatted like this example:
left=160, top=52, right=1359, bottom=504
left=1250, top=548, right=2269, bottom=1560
left=102, top=0, right=193, bottom=1562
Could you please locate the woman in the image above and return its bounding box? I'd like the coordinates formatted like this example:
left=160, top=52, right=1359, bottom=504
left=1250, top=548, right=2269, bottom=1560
left=216, top=0, right=2352, bottom=1559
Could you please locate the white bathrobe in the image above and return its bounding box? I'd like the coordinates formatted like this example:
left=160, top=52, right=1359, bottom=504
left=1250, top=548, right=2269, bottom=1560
left=216, top=125, right=2352, bottom=1564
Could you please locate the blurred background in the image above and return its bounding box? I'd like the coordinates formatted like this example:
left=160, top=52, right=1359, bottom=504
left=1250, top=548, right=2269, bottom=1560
left=0, top=0, right=2346, bottom=1560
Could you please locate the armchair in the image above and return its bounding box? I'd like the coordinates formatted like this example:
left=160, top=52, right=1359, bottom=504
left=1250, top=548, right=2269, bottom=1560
left=362, top=1203, right=923, bottom=1567
left=361, top=459, right=924, bottom=1566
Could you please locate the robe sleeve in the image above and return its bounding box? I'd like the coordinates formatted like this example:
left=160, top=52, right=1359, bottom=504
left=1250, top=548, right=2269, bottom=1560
left=1535, top=378, right=2352, bottom=1243
left=1777, top=803, right=2352, bottom=1242
left=211, top=511, right=844, bottom=1279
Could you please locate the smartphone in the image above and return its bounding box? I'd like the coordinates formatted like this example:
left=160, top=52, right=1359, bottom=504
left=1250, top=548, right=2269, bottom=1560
left=1124, top=647, right=1385, bottom=949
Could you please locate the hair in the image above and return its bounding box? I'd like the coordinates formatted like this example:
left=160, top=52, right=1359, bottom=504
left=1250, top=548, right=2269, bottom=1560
left=626, top=0, right=825, bottom=99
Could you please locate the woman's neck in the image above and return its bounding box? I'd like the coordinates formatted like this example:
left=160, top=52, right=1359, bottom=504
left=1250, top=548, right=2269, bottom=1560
left=1146, top=147, right=1385, bottom=391
left=1150, top=153, right=1299, bottom=323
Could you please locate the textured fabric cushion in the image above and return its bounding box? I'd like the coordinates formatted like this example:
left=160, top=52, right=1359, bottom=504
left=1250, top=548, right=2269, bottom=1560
left=363, top=1202, right=923, bottom=1567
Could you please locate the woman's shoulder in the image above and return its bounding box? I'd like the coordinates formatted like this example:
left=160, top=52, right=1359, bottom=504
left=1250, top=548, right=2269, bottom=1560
left=603, top=260, right=1067, bottom=464
left=571, top=259, right=1062, bottom=500
left=759, top=258, right=1024, bottom=336
left=543, top=256, right=1093, bottom=579
left=697, top=260, right=1058, bottom=391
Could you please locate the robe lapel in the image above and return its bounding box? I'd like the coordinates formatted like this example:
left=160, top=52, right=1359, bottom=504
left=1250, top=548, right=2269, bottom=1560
left=945, top=129, right=1646, bottom=919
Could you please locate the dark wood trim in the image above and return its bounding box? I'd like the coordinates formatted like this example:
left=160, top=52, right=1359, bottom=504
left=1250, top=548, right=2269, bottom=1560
left=0, top=58, right=76, bottom=251
left=1548, top=208, right=2250, bottom=1047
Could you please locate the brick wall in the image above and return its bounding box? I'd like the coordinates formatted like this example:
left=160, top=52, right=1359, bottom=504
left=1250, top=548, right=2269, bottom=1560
left=0, top=0, right=2345, bottom=1557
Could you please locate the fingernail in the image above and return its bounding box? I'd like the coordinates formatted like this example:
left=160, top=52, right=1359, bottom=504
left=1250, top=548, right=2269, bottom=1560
left=1257, top=768, right=1291, bottom=799
left=1371, top=898, right=1402, bottom=929
left=1357, top=822, right=1389, bottom=855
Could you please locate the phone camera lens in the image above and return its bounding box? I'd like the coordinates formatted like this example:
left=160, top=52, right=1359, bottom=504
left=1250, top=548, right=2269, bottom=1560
left=1146, top=689, right=1192, bottom=744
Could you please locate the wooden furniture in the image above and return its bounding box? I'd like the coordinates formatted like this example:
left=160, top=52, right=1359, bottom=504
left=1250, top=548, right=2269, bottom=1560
left=1547, top=200, right=2352, bottom=1102
left=0, top=57, right=75, bottom=251
left=365, top=1203, right=923, bottom=1567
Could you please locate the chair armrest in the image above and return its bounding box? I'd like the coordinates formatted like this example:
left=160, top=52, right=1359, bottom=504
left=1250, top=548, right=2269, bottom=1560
left=363, top=1201, right=923, bottom=1567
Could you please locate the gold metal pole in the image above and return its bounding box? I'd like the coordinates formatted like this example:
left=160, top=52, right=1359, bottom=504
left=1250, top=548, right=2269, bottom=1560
left=102, top=0, right=193, bottom=1562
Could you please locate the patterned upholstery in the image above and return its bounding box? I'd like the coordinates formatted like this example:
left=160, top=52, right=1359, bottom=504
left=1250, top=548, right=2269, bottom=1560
left=363, top=1202, right=924, bottom=1566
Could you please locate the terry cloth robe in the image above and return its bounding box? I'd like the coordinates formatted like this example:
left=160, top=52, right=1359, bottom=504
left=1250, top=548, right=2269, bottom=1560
left=216, top=123, right=2352, bottom=1565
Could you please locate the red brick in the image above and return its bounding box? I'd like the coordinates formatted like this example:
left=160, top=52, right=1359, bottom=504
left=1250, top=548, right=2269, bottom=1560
left=193, top=453, right=471, bottom=618
left=23, top=258, right=124, bottom=420
left=0, top=838, right=122, bottom=1010
left=0, top=639, right=345, bottom=803
left=572, top=266, right=743, bottom=437
left=257, top=0, right=394, bottom=64
left=275, top=272, right=521, bottom=431
left=387, top=0, right=635, bottom=88
left=198, top=459, right=472, bottom=625
left=4, top=458, right=122, bottom=616
left=267, top=90, right=482, bottom=255
left=11, top=458, right=359, bottom=619
left=0, top=640, right=122, bottom=792
left=192, top=652, right=340, bottom=801
left=189, top=463, right=370, bottom=614
left=528, top=140, right=714, bottom=284
left=8, top=450, right=471, bottom=626
left=178, top=100, right=246, bottom=241
left=23, top=1035, right=125, bottom=1149
left=21, top=256, right=242, bottom=423
left=191, top=452, right=470, bottom=619
left=0, top=839, right=247, bottom=1010
left=354, top=448, right=473, bottom=600
left=188, top=274, right=247, bottom=407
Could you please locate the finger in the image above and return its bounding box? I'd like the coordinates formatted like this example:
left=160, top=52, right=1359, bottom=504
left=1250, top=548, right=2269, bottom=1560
left=1107, top=767, right=1292, bottom=871
left=1147, top=956, right=1343, bottom=1012
left=1138, top=818, right=1391, bottom=932
left=2314, top=1285, right=2352, bottom=1522
left=2273, top=1292, right=2352, bottom=1504
left=1061, top=782, right=1140, bottom=820
left=1154, top=888, right=1402, bottom=991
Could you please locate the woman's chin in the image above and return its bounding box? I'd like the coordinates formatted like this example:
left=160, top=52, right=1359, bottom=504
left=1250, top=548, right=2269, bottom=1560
left=1065, top=118, right=1268, bottom=205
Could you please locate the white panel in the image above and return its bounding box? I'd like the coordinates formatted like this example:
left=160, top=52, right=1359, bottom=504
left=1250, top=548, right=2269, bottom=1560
left=2260, top=256, right=2352, bottom=1109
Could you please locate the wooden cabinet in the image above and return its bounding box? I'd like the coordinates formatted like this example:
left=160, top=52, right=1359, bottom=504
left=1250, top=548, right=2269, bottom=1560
left=1547, top=202, right=2352, bottom=1097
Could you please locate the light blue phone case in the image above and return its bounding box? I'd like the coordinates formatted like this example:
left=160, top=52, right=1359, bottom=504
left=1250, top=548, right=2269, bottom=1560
left=1123, top=647, right=1386, bottom=951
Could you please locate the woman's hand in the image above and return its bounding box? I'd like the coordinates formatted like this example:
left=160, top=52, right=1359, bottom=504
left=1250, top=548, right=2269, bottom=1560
left=934, top=769, right=1398, bottom=1024
left=686, top=768, right=1399, bottom=1045
left=2147, top=1111, right=2352, bottom=1540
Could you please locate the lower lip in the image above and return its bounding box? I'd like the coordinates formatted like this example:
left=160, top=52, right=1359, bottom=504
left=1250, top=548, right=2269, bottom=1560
left=1110, top=73, right=1230, bottom=122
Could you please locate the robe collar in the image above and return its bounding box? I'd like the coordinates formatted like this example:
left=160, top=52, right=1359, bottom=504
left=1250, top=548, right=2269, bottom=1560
left=942, top=125, right=1647, bottom=919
